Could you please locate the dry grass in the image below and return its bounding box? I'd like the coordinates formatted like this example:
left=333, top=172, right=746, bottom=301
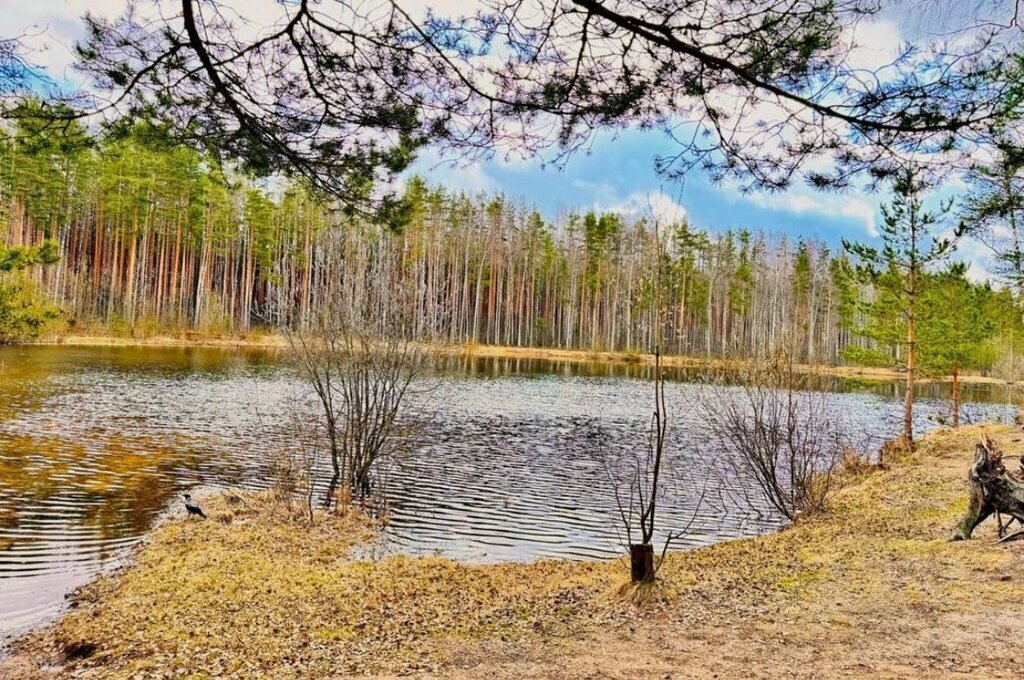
left=4, top=492, right=621, bottom=678
left=7, top=425, right=1024, bottom=678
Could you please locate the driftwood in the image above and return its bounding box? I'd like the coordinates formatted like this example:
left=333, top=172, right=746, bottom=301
left=953, top=435, right=1024, bottom=541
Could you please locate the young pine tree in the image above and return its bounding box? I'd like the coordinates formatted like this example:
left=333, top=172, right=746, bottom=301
left=0, top=241, right=61, bottom=342
left=843, top=169, right=960, bottom=448
left=918, top=265, right=992, bottom=428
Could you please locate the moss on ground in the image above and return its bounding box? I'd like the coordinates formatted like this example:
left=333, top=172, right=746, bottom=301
left=6, top=425, right=1024, bottom=678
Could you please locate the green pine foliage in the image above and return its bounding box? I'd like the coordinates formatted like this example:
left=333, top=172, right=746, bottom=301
left=841, top=168, right=960, bottom=370
left=0, top=240, right=61, bottom=342
left=917, top=264, right=993, bottom=378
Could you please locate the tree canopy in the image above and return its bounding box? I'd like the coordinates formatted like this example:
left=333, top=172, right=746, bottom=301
left=3, top=1, right=1020, bottom=215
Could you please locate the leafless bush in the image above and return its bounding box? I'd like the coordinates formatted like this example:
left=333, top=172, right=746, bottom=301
left=269, top=448, right=301, bottom=505
left=285, top=313, right=427, bottom=514
left=698, top=358, right=847, bottom=522
left=278, top=405, right=323, bottom=522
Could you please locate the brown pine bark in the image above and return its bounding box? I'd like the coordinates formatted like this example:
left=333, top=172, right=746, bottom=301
left=92, top=202, right=104, bottom=300
left=124, top=210, right=139, bottom=324
left=904, top=317, right=915, bottom=447
left=952, top=362, right=960, bottom=429
left=904, top=256, right=917, bottom=448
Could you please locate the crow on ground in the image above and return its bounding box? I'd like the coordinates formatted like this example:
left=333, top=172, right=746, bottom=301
left=182, top=493, right=207, bottom=519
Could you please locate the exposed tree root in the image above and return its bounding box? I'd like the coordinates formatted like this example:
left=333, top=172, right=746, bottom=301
left=953, top=435, right=1024, bottom=541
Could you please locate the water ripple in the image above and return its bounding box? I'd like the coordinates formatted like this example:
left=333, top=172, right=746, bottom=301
left=0, top=345, right=1017, bottom=644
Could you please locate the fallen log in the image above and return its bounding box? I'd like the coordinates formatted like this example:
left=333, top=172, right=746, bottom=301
left=953, top=435, right=1024, bottom=541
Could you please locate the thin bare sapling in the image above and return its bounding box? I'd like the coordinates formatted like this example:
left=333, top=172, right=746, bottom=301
left=285, top=312, right=427, bottom=513
left=603, top=348, right=710, bottom=584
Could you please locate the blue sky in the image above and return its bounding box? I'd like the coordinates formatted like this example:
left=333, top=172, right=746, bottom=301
left=414, top=126, right=884, bottom=249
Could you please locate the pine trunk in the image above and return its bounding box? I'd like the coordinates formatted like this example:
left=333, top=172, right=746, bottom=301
left=904, top=308, right=916, bottom=447
left=952, top=362, right=960, bottom=429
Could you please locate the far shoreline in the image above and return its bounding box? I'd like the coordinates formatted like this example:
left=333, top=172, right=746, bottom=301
left=24, top=332, right=1016, bottom=387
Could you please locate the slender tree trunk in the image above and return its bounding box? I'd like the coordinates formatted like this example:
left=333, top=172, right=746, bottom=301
left=630, top=543, right=655, bottom=583
left=124, top=209, right=138, bottom=325
left=952, top=361, right=960, bottom=429
left=904, top=311, right=915, bottom=446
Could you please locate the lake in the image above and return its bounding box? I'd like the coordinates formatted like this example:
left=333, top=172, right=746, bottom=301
left=0, top=345, right=1017, bottom=644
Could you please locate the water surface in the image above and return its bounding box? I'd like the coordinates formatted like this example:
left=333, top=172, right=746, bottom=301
left=0, top=345, right=1016, bottom=643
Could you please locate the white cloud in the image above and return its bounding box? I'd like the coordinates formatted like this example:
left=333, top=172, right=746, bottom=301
left=7, top=0, right=131, bottom=84
left=406, top=149, right=496, bottom=194
left=846, top=19, right=903, bottom=72
left=602, top=191, right=688, bottom=224
left=946, top=233, right=998, bottom=284
left=409, top=0, right=489, bottom=18
left=740, top=189, right=879, bottom=237
left=963, top=259, right=992, bottom=284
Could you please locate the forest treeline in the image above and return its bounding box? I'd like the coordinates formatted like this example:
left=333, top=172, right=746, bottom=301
left=2, top=114, right=1022, bottom=374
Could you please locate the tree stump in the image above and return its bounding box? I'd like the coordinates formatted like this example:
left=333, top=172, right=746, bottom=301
left=953, top=435, right=1024, bottom=541
left=630, top=543, right=655, bottom=583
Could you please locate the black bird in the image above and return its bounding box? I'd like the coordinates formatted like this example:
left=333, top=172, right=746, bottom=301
left=182, top=494, right=207, bottom=519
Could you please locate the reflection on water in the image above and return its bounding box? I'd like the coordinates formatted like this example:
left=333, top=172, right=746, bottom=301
left=0, top=345, right=1018, bottom=643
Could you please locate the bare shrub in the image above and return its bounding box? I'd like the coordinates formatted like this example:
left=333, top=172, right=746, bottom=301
left=282, top=407, right=323, bottom=522
left=269, top=449, right=299, bottom=503
left=285, top=314, right=426, bottom=514
left=698, top=358, right=847, bottom=521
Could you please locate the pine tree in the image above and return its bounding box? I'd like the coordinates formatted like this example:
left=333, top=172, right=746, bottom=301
left=0, top=240, right=60, bottom=342
left=918, top=264, right=992, bottom=427
left=843, top=168, right=960, bottom=448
